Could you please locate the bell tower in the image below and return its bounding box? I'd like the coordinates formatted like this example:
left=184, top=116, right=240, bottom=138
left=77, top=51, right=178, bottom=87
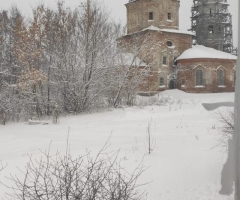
left=126, top=0, right=180, bottom=34
left=190, top=0, right=234, bottom=53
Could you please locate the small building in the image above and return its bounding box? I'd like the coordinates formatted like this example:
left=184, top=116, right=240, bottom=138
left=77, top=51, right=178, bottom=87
left=176, top=45, right=237, bottom=93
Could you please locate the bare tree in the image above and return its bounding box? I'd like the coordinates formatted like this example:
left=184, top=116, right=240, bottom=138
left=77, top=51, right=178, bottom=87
left=3, top=144, right=146, bottom=200
left=0, top=161, right=7, bottom=172
left=0, top=0, right=157, bottom=123
left=219, top=110, right=234, bottom=136
left=106, top=30, right=160, bottom=108
left=0, top=8, right=23, bottom=124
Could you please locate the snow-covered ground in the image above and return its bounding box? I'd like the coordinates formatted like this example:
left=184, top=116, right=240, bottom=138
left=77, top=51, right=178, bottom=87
left=0, top=90, right=235, bottom=199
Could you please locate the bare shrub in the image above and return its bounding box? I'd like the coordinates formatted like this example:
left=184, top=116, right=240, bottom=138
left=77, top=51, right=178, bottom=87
left=3, top=144, right=145, bottom=200
left=0, top=161, right=7, bottom=172
left=219, top=109, right=234, bottom=135
left=136, top=95, right=175, bottom=108
left=215, top=109, right=234, bottom=151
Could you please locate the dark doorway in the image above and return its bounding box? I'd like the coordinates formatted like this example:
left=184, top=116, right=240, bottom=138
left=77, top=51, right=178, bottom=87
left=169, top=80, right=176, bottom=89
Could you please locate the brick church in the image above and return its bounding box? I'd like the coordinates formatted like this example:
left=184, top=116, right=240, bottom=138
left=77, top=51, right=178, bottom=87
left=119, top=0, right=237, bottom=93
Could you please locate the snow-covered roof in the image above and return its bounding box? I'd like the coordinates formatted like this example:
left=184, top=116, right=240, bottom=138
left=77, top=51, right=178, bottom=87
left=142, top=25, right=161, bottom=32
left=115, top=53, right=147, bottom=67
left=125, top=0, right=138, bottom=5
left=126, top=0, right=179, bottom=4
left=176, top=45, right=237, bottom=61
left=124, top=25, right=194, bottom=36
left=160, top=28, right=195, bottom=36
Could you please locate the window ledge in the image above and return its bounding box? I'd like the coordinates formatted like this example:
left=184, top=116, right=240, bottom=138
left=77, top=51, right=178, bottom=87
left=148, top=20, right=154, bottom=22
left=159, top=85, right=166, bottom=88
left=181, top=85, right=186, bottom=88
left=218, top=85, right=226, bottom=88
left=195, top=85, right=205, bottom=88
left=162, top=64, right=167, bottom=67
left=167, top=20, right=173, bottom=22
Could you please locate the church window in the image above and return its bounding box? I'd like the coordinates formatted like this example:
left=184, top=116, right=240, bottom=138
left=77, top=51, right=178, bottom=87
left=218, top=69, right=225, bottom=86
left=160, top=77, right=164, bottom=86
left=181, top=79, right=185, bottom=86
left=168, top=13, right=171, bottom=20
left=163, top=56, right=167, bottom=65
left=166, top=41, right=173, bottom=47
left=149, top=12, right=153, bottom=20
left=208, top=25, right=214, bottom=34
left=196, top=70, right=203, bottom=86
left=218, top=26, right=222, bottom=32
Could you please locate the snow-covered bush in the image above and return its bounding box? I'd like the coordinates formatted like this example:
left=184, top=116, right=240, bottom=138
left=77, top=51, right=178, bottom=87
left=136, top=94, right=175, bottom=107
left=0, top=1, right=150, bottom=123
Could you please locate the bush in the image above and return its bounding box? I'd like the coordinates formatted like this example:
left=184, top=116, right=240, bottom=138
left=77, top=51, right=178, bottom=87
left=4, top=145, right=145, bottom=200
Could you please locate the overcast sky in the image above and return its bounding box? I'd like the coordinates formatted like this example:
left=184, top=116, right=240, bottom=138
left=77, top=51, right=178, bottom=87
left=0, top=0, right=238, bottom=47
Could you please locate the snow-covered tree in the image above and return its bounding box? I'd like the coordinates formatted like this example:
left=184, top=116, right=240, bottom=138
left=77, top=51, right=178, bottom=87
left=0, top=0, right=152, bottom=123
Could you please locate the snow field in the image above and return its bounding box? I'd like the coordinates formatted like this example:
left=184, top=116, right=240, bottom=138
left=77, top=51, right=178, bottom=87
left=0, top=90, right=235, bottom=199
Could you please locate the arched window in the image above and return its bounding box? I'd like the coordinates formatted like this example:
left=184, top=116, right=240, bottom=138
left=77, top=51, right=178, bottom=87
left=162, top=56, right=167, bottom=65
left=196, top=70, right=203, bottom=86
left=149, top=12, right=153, bottom=20
left=218, top=26, right=222, bottom=32
left=160, top=77, right=164, bottom=86
left=208, top=25, right=214, bottom=34
left=181, top=79, right=185, bottom=86
left=168, top=13, right=171, bottom=20
left=161, top=51, right=167, bottom=65
left=218, top=69, right=225, bottom=86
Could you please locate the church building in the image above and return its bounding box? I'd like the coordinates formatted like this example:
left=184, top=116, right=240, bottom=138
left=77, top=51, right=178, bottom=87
left=119, top=0, right=237, bottom=93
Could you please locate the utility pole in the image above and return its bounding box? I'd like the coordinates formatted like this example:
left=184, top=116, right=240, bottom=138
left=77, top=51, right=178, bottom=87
left=234, top=0, right=240, bottom=199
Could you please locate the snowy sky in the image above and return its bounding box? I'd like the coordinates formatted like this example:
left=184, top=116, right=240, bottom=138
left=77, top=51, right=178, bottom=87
left=0, top=0, right=238, bottom=47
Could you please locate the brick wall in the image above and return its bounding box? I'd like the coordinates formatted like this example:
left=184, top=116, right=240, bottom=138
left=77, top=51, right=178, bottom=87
left=126, top=0, right=180, bottom=34
left=177, top=58, right=237, bottom=93
left=119, top=30, right=192, bottom=92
